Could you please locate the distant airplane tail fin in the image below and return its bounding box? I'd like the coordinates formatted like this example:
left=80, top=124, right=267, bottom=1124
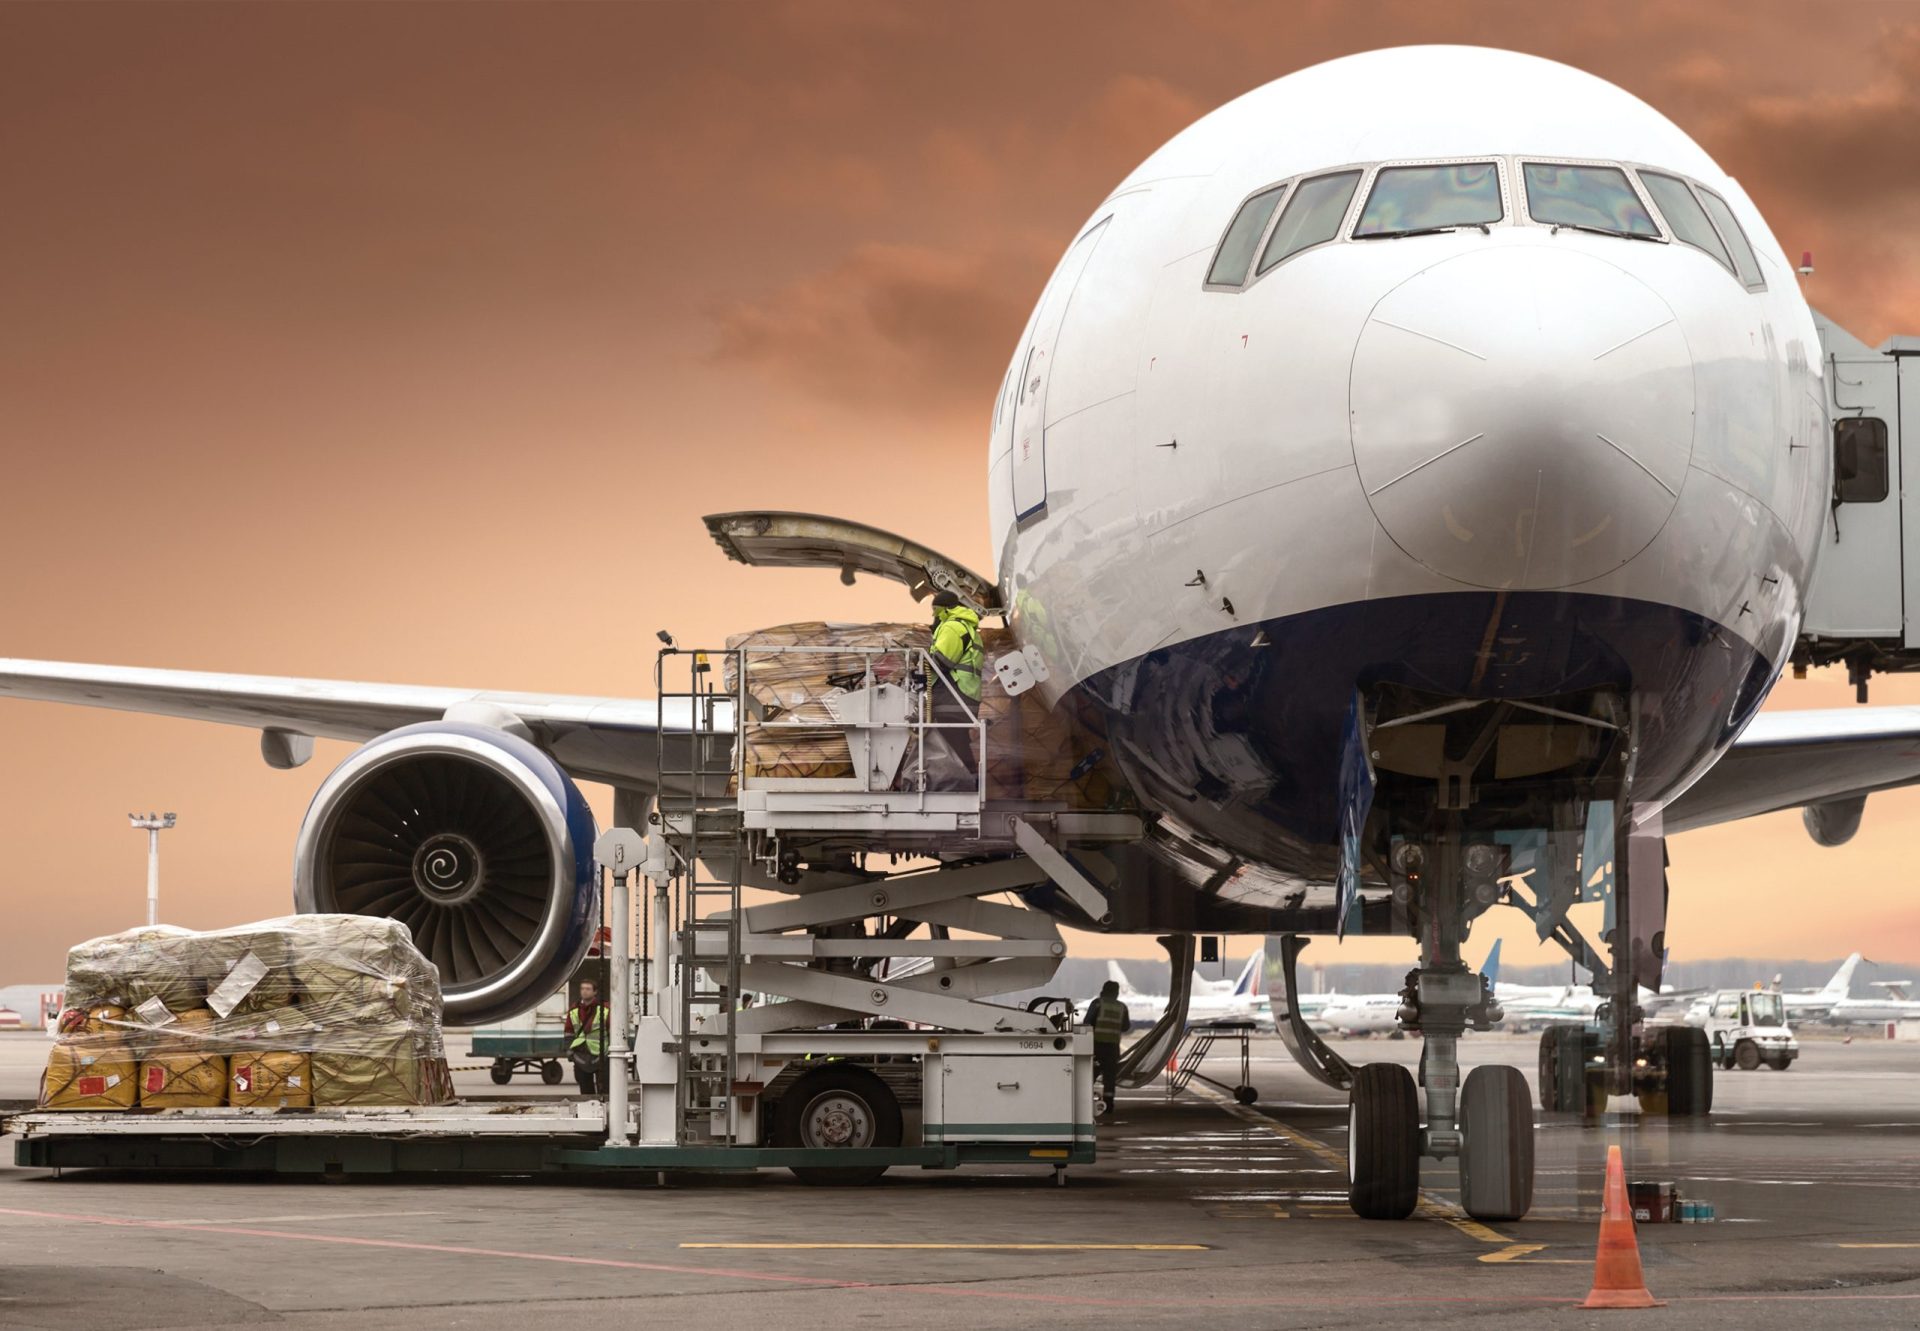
left=1822, top=952, right=1865, bottom=1001
left=1481, top=938, right=1502, bottom=987
left=1232, top=949, right=1263, bottom=998
left=1106, top=960, right=1139, bottom=997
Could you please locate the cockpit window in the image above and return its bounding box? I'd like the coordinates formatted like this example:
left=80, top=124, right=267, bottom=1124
left=1693, top=186, right=1766, bottom=290
left=1640, top=171, right=1735, bottom=274
left=1256, top=170, right=1362, bottom=274
left=1354, top=162, right=1502, bottom=237
left=1523, top=163, right=1659, bottom=237
left=1207, top=185, right=1286, bottom=286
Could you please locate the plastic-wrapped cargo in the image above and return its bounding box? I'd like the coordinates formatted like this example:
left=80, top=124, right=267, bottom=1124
left=229, top=1051, right=313, bottom=1109
left=41, top=914, right=451, bottom=1111
left=40, top=1042, right=137, bottom=1110
left=724, top=621, right=1123, bottom=807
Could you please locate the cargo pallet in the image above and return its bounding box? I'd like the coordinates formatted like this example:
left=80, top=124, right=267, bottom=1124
left=8, top=641, right=1137, bottom=1183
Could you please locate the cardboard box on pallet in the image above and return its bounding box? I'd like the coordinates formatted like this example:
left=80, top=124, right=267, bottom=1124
left=724, top=621, right=1126, bottom=808
left=41, top=914, right=452, bottom=1112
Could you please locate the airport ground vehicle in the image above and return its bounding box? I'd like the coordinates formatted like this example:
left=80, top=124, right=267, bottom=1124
left=6, top=645, right=1105, bottom=1182
left=1690, top=988, right=1798, bottom=1071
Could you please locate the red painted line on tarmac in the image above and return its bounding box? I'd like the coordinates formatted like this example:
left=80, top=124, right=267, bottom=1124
left=0, top=1205, right=867, bottom=1288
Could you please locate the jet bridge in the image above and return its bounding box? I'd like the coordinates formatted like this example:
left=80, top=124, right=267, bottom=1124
left=1795, top=313, right=1920, bottom=699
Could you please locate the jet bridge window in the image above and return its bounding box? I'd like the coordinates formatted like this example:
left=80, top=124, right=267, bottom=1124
left=1834, top=417, right=1890, bottom=503
left=1639, top=171, right=1735, bottom=275
left=1207, top=184, right=1286, bottom=287
left=1256, top=169, right=1362, bottom=274
left=1354, top=162, right=1503, bottom=237
left=1522, top=163, right=1659, bottom=237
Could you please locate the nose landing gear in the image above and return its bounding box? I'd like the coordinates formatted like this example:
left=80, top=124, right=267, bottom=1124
left=1346, top=832, right=1533, bottom=1222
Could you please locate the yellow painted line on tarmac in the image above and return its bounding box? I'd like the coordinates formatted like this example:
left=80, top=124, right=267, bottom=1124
left=1189, top=1082, right=1532, bottom=1256
left=1478, top=1243, right=1583, bottom=1265
left=681, top=1242, right=1210, bottom=1251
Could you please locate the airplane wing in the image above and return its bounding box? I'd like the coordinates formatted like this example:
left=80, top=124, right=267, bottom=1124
left=0, top=658, right=672, bottom=788
left=1661, top=707, right=1920, bottom=834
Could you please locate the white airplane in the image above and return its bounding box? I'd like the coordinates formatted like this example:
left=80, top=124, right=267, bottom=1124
left=1828, top=986, right=1920, bottom=1026
left=1489, top=942, right=1700, bottom=1027
left=9, top=45, right=1920, bottom=1223
left=1105, top=951, right=1270, bottom=1029
left=1778, top=953, right=1864, bottom=1021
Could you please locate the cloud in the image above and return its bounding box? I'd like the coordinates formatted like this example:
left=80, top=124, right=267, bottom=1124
left=710, top=241, right=1048, bottom=416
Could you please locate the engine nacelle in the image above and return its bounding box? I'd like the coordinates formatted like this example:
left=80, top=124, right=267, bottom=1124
left=293, top=722, right=598, bottom=1026
left=1802, top=795, right=1867, bottom=848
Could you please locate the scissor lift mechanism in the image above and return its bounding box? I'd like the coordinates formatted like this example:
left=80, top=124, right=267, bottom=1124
left=12, top=643, right=1140, bottom=1182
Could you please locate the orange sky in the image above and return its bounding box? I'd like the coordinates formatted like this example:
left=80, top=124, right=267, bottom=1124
left=4, top=1, right=1920, bottom=979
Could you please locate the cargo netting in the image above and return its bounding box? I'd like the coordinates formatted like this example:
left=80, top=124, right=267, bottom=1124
left=41, top=914, right=453, bottom=1111
left=723, top=620, right=1125, bottom=808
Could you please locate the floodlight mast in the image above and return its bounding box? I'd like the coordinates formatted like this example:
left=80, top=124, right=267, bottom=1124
left=127, top=812, right=177, bottom=927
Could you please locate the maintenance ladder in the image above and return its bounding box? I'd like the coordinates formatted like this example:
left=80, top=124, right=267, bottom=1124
left=1167, top=1021, right=1260, bottom=1105
left=654, top=648, right=744, bottom=1144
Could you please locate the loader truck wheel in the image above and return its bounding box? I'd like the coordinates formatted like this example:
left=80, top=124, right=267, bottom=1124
left=1348, top=1063, right=1420, bottom=1220
left=489, top=1059, right=513, bottom=1085
left=776, top=1066, right=903, bottom=1186
left=1734, top=1039, right=1761, bottom=1072
left=541, top=1060, right=565, bottom=1085
left=1459, top=1065, right=1534, bottom=1221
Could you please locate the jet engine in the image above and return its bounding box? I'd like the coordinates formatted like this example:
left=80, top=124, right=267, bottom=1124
left=293, top=722, right=598, bottom=1026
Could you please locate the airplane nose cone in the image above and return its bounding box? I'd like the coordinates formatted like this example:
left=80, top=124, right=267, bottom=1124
left=1350, top=247, right=1693, bottom=590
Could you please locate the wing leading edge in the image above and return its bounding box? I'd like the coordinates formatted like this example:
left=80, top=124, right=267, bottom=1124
left=1662, top=707, right=1920, bottom=834
left=0, top=658, right=672, bottom=789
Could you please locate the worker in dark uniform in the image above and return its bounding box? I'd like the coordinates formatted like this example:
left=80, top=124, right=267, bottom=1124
left=925, top=589, right=984, bottom=788
left=1084, top=979, right=1130, bottom=1115
left=565, top=979, right=610, bottom=1095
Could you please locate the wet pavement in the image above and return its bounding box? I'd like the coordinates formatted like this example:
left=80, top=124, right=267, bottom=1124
left=1, top=1033, right=1917, bottom=1328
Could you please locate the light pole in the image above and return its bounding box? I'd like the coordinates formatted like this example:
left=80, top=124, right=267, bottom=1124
left=128, top=812, right=177, bottom=927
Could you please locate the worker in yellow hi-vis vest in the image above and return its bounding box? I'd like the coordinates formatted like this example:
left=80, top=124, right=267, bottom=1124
left=1084, top=980, right=1131, bottom=1115
left=565, top=979, right=610, bottom=1095
left=926, top=590, right=984, bottom=789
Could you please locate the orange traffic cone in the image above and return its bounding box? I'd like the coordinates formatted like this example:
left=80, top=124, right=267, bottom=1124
left=1582, top=1144, right=1663, bottom=1309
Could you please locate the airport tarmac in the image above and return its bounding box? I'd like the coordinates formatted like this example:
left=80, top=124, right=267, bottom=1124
left=1, top=1031, right=1917, bottom=1329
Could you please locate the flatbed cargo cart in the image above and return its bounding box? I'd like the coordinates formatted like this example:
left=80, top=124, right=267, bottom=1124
left=9, top=641, right=1144, bottom=1184
left=468, top=1031, right=569, bottom=1086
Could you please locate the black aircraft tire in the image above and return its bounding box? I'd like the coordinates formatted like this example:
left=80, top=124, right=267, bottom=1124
left=1348, top=1063, right=1420, bottom=1220
left=1459, top=1065, right=1535, bottom=1222
left=1661, top=1025, right=1714, bottom=1117
left=1539, top=1025, right=1586, bottom=1113
left=777, top=1066, right=903, bottom=1186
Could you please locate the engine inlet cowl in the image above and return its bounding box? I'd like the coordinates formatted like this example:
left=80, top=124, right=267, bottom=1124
left=293, top=722, right=598, bottom=1026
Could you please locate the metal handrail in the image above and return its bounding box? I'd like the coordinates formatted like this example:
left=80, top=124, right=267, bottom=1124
left=731, top=642, right=987, bottom=802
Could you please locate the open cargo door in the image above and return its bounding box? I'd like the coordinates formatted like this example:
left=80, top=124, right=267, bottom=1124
left=704, top=511, right=1001, bottom=613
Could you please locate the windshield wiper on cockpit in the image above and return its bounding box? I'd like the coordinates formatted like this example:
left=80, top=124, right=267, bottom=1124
left=1550, top=221, right=1662, bottom=243
left=1352, top=222, right=1492, bottom=240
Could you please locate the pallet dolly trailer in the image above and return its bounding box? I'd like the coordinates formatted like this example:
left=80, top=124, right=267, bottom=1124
left=11, top=642, right=1141, bottom=1184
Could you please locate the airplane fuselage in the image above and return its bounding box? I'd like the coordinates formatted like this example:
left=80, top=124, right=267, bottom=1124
left=989, top=47, right=1825, bottom=920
